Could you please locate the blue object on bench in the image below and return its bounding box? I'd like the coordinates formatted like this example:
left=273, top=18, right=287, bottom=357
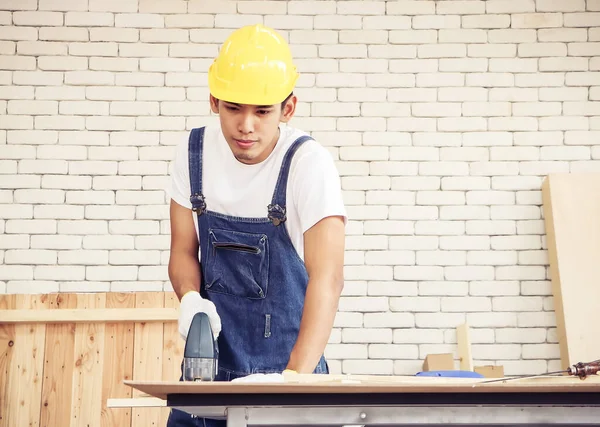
left=415, top=370, right=484, bottom=378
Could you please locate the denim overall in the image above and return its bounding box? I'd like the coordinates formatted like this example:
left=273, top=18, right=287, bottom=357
left=167, top=127, right=329, bottom=427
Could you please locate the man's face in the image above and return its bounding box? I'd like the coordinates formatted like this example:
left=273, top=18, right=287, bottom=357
left=210, top=94, right=297, bottom=165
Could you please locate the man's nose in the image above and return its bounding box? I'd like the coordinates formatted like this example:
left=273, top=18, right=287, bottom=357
left=239, top=112, right=255, bottom=134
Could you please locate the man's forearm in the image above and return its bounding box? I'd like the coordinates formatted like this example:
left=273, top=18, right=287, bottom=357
left=168, top=250, right=202, bottom=301
left=286, top=276, right=343, bottom=373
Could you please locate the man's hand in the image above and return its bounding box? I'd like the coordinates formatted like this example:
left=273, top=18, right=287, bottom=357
left=286, top=215, right=345, bottom=373
left=178, top=290, right=222, bottom=341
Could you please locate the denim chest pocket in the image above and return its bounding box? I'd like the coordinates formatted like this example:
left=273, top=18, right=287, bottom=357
left=204, top=228, right=269, bottom=300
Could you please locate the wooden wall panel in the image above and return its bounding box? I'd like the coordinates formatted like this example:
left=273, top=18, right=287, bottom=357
left=0, top=291, right=183, bottom=427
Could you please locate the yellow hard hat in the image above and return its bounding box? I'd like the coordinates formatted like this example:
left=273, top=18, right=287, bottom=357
left=208, top=24, right=298, bottom=106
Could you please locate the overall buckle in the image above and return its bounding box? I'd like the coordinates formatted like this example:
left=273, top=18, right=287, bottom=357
left=190, top=193, right=206, bottom=214
left=267, top=203, right=286, bottom=226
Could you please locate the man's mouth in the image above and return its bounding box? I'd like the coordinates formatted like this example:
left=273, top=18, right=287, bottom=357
left=234, top=138, right=257, bottom=148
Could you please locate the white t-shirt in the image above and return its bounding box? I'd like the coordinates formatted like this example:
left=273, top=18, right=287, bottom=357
left=167, top=124, right=347, bottom=261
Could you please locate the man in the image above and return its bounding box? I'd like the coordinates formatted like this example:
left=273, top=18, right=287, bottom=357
left=166, top=24, right=347, bottom=426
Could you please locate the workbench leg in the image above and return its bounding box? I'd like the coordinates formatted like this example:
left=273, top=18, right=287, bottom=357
left=226, top=408, right=247, bottom=427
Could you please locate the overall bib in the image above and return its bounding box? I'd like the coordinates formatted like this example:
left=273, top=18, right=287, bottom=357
left=167, top=127, right=329, bottom=427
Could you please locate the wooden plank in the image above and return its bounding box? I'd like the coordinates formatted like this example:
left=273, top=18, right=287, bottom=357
left=107, top=398, right=166, bottom=408
left=132, top=292, right=165, bottom=427
left=0, top=307, right=178, bottom=323
left=70, top=293, right=106, bottom=427
left=541, top=173, right=600, bottom=369
left=5, top=294, right=49, bottom=427
left=160, top=292, right=184, bottom=424
left=101, top=293, right=135, bottom=427
left=456, top=323, right=473, bottom=371
left=124, top=375, right=600, bottom=400
left=40, top=293, right=77, bottom=427
left=0, top=294, right=16, bottom=427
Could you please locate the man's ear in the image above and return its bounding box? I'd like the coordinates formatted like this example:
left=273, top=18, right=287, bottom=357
left=279, top=94, right=297, bottom=123
left=209, top=94, right=219, bottom=114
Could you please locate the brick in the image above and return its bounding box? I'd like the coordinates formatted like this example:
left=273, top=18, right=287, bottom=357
left=438, top=118, right=486, bottom=132
left=389, top=206, right=438, bottom=221
left=497, top=266, right=546, bottom=280
left=140, top=58, right=188, bottom=72
left=0, top=55, right=35, bottom=70
left=466, top=73, right=515, bottom=87
left=538, top=0, right=585, bottom=11
left=69, top=42, right=118, bottom=57
left=492, top=235, right=542, bottom=250
left=413, top=15, right=461, bottom=29
left=87, top=86, right=136, bottom=101
left=387, top=117, right=436, bottom=132
left=489, top=117, right=537, bottom=131
left=439, top=87, right=490, bottom=103
left=8, top=100, right=58, bottom=115
left=467, top=250, right=518, bottom=266
left=591, top=28, right=600, bottom=41
left=0, top=0, right=37, bottom=10
left=489, top=88, right=538, bottom=102
left=14, top=189, right=64, bottom=204
left=511, top=13, right=562, bottom=28
left=466, top=220, right=516, bottom=236
left=539, top=28, right=587, bottom=42
left=164, top=14, right=213, bottom=29
left=13, top=71, right=61, bottom=87
left=213, top=14, right=264, bottom=29
left=462, top=14, right=510, bottom=28
left=69, top=161, right=116, bottom=176
left=519, top=42, right=567, bottom=57
left=566, top=131, right=600, bottom=145
left=89, top=28, right=138, bottom=42
left=512, top=101, right=561, bottom=116
left=39, top=27, right=89, bottom=42
left=38, top=56, right=88, bottom=71
left=137, top=0, right=187, bottom=13
left=566, top=72, right=600, bottom=86
left=564, top=12, right=600, bottom=27
left=417, top=73, right=464, bottom=87
left=13, top=11, right=63, bottom=26
left=492, top=176, right=543, bottom=192
left=388, top=30, right=437, bottom=45
left=363, top=16, right=411, bottom=30
left=438, top=1, right=485, bottom=14
left=0, top=266, right=34, bottom=281
left=86, top=116, right=136, bottom=131
left=38, top=145, right=87, bottom=161
left=440, top=147, right=489, bottom=161
left=415, top=221, right=465, bottom=236
left=463, top=102, right=511, bottom=117
left=541, top=146, right=590, bottom=160
left=440, top=205, right=489, bottom=220
left=517, top=73, right=565, bottom=89
left=539, top=116, right=588, bottom=130
left=1, top=26, right=37, bottom=41
left=467, top=43, right=515, bottom=58
left=441, top=296, right=492, bottom=312
left=564, top=101, right=600, bottom=116
left=388, top=59, right=437, bottom=74
left=0, top=115, right=33, bottom=130
left=0, top=203, right=32, bottom=219
left=417, top=250, right=467, bottom=266
left=39, top=0, right=87, bottom=11
left=0, top=41, right=14, bottom=55
left=488, top=30, right=535, bottom=44
left=115, top=13, right=165, bottom=28
left=368, top=45, right=416, bottom=59
left=59, top=101, right=109, bottom=116
left=187, top=0, right=238, bottom=14
left=486, top=0, right=535, bottom=13
left=441, top=176, right=491, bottom=190
left=490, top=58, right=537, bottom=72
left=90, top=58, right=138, bottom=72
left=65, top=12, right=114, bottom=27
left=419, top=43, right=466, bottom=58
left=439, top=29, right=487, bottom=44
left=519, top=161, right=569, bottom=175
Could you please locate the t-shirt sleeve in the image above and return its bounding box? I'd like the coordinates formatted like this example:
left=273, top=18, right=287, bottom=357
left=166, top=138, right=193, bottom=210
left=291, top=143, right=347, bottom=234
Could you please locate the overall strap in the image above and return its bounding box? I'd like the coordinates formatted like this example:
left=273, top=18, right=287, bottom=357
left=188, top=127, right=207, bottom=214
left=268, top=134, right=314, bottom=226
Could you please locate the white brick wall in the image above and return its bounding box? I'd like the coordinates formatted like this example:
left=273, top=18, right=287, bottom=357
left=1, top=0, right=599, bottom=377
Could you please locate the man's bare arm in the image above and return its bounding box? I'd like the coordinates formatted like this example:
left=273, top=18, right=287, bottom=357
left=286, top=215, right=345, bottom=373
left=168, top=199, right=201, bottom=301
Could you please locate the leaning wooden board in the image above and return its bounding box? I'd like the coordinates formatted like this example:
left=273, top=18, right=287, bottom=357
left=124, top=375, right=600, bottom=401
left=542, top=173, right=600, bottom=370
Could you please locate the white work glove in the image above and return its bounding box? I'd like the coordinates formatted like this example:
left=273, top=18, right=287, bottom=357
left=231, top=369, right=297, bottom=383
left=231, top=373, right=285, bottom=383
left=178, top=291, right=222, bottom=341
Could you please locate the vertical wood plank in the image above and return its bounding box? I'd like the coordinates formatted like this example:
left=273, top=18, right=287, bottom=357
left=132, top=292, right=165, bottom=427
left=101, top=292, right=135, bottom=427
left=70, top=293, right=106, bottom=427
left=40, top=293, right=77, bottom=427
left=160, top=292, right=184, bottom=424
left=5, top=294, right=49, bottom=427
left=0, top=294, right=16, bottom=427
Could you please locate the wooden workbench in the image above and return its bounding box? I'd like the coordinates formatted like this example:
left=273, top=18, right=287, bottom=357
left=121, top=374, right=600, bottom=426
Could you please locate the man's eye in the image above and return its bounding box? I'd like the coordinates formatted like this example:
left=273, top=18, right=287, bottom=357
left=257, top=110, right=270, bottom=115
